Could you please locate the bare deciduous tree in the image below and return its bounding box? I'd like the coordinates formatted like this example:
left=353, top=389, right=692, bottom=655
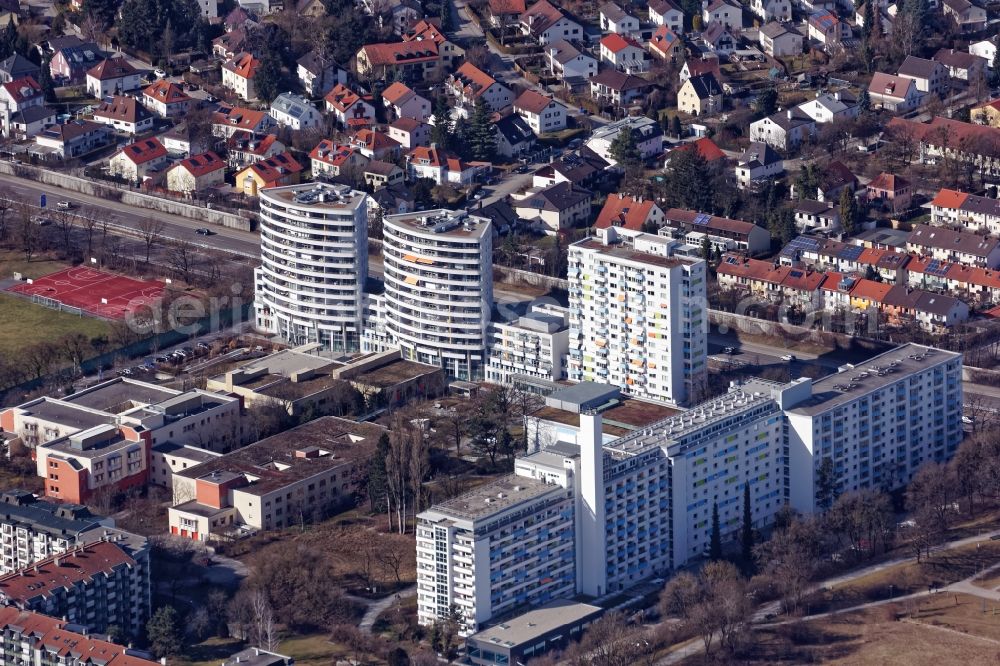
left=138, top=217, right=166, bottom=263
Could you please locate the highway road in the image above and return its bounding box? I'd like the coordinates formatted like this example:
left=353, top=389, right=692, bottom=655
left=0, top=174, right=260, bottom=257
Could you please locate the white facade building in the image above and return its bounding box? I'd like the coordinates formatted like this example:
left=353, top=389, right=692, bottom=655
left=381, top=209, right=493, bottom=380
left=416, top=475, right=576, bottom=635
left=254, top=183, right=369, bottom=352
left=485, top=304, right=570, bottom=385
left=784, top=344, right=963, bottom=513
left=567, top=234, right=708, bottom=406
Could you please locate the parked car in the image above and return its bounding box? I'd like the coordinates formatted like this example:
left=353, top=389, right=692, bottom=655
left=31, top=215, right=51, bottom=226
left=154, top=67, right=167, bottom=78
left=781, top=354, right=796, bottom=362
left=723, top=346, right=736, bottom=354
left=155, top=355, right=169, bottom=363
left=196, top=341, right=211, bottom=350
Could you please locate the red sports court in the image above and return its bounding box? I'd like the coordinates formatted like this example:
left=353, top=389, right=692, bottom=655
left=7, top=266, right=165, bottom=320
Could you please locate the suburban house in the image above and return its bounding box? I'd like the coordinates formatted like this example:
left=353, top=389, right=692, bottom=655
left=867, top=72, right=922, bottom=112
left=513, top=90, right=568, bottom=133
left=716, top=254, right=826, bottom=310
left=7, top=105, right=54, bottom=140
left=942, top=0, right=986, bottom=32
left=649, top=0, right=684, bottom=31
left=813, top=160, right=857, bottom=202
left=349, top=128, right=402, bottom=160
left=362, top=160, right=405, bottom=188
left=897, top=56, right=947, bottom=95
left=749, top=0, right=792, bottom=22
left=661, top=208, right=772, bottom=254
left=971, top=98, right=1000, bottom=127
left=226, top=131, right=285, bottom=168
left=677, top=72, right=723, bottom=116
left=324, top=83, right=376, bottom=128
left=212, top=28, right=250, bottom=59
left=735, top=142, right=783, bottom=189
left=749, top=109, right=816, bottom=150
left=546, top=39, right=598, bottom=80
left=907, top=223, right=1000, bottom=268
left=387, top=0, right=423, bottom=34
left=700, top=22, right=737, bottom=56
left=34, top=120, right=108, bottom=159
left=404, top=20, right=464, bottom=70
left=108, top=137, right=168, bottom=183
left=92, top=96, right=154, bottom=135
left=594, top=194, right=664, bottom=242
left=212, top=104, right=276, bottom=138
left=406, top=145, right=476, bottom=185
left=49, top=38, right=101, bottom=82
left=296, top=51, right=345, bottom=96
left=309, top=140, right=368, bottom=177
left=649, top=25, right=684, bottom=60
left=166, top=151, right=227, bottom=194
left=489, top=0, right=526, bottom=29
left=759, top=22, right=802, bottom=57
left=807, top=10, right=850, bottom=47
left=933, top=48, right=987, bottom=81
left=796, top=90, right=859, bottom=123
left=586, top=115, right=663, bottom=163
left=679, top=57, right=722, bottom=83
left=235, top=151, right=304, bottom=196
left=142, top=81, right=192, bottom=118
left=85, top=58, right=141, bottom=98
left=0, top=76, right=43, bottom=136
left=969, top=39, right=996, bottom=65
left=448, top=62, right=513, bottom=111
left=670, top=137, right=727, bottom=170
left=589, top=69, right=654, bottom=106
left=520, top=0, right=584, bottom=45
left=495, top=113, right=536, bottom=158
left=930, top=188, right=1000, bottom=235
left=532, top=150, right=613, bottom=190
left=512, top=181, right=592, bottom=233
left=702, top=0, right=742, bottom=28
left=382, top=82, right=431, bottom=121
left=599, top=34, right=649, bottom=74
left=222, top=52, right=260, bottom=100
left=269, top=92, right=322, bottom=131
left=0, top=54, right=40, bottom=84
left=866, top=172, right=912, bottom=215
left=355, top=41, right=441, bottom=83
left=793, top=200, right=840, bottom=231
left=388, top=117, right=431, bottom=149
left=599, top=2, right=640, bottom=35
left=886, top=116, right=1000, bottom=177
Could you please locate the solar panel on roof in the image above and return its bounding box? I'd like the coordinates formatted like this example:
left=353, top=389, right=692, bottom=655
left=790, top=270, right=803, bottom=278
left=693, top=213, right=711, bottom=225
left=840, top=246, right=863, bottom=261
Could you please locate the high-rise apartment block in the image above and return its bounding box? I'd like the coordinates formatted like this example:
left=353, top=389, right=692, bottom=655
left=0, top=491, right=112, bottom=575
left=376, top=209, right=493, bottom=380
left=254, top=182, right=369, bottom=352
left=420, top=344, right=963, bottom=635
left=0, top=532, right=150, bottom=637
left=567, top=233, right=707, bottom=406
left=416, top=476, right=575, bottom=634
left=785, top=344, right=963, bottom=513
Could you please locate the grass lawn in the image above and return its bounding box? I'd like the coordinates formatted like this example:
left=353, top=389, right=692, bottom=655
left=0, top=293, right=112, bottom=359
left=178, top=634, right=350, bottom=666
left=804, top=540, right=1000, bottom=616
left=0, top=249, right=70, bottom=280
left=908, top=592, right=1000, bottom=643
left=734, top=604, right=1000, bottom=665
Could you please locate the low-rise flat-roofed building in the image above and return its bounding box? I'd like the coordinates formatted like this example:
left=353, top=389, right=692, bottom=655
left=466, top=600, right=604, bottom=666
left=206, top=345, right=445, bottom=415
left=168, top=417, right=387, bottom=541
